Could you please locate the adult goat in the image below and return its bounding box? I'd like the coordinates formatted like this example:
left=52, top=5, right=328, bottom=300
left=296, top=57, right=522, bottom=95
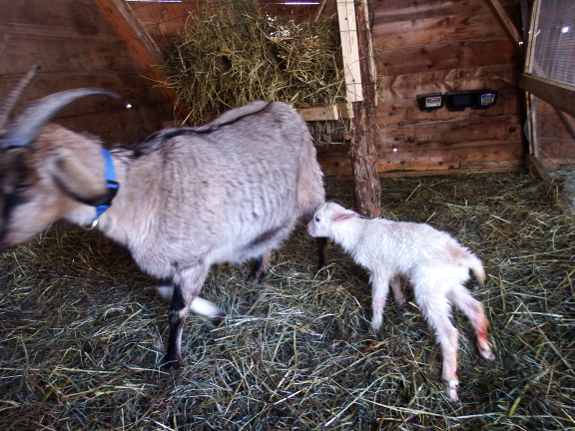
left=0, top=66, right=327, bottom=369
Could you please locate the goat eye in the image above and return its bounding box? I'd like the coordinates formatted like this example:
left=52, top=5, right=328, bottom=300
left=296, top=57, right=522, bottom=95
left=315, top=216, right=320, bottom=222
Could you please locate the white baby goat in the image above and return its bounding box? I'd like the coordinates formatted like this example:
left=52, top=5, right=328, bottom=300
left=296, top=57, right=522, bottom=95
left=307, top=201, right=495, bottom=402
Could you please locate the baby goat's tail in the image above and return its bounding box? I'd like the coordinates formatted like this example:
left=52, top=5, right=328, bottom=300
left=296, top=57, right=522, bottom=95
left=449, top=243, right=486, bottom=284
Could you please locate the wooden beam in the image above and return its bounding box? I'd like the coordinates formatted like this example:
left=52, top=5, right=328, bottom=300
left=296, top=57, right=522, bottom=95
left=519, top=74, right=575, bottom=119
left=298, top=105, right=339, bottom=121
left=96, top=0, right=188, bottom=122
left=485, top=0, right=524, bottom=56
left=337, top=0, right=363, bottom=102
left=349, top=0, right=381, bottom=218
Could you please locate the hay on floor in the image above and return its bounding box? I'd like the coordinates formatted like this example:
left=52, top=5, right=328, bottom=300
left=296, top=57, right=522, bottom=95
left=0, top=172, right=574, bottom=430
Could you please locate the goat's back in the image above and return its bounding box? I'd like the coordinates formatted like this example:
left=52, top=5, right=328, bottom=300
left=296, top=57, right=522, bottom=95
left=113, top=101, right=324, bottom=269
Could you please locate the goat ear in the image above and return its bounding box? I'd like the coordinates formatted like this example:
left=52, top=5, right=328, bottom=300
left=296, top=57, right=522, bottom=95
left=47, top=134, right=111, bottom=206
left=332, top=212, right=354, bottom=222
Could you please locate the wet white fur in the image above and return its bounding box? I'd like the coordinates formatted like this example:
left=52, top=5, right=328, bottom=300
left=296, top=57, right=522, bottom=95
left=307, top=202, right=495, bottom=402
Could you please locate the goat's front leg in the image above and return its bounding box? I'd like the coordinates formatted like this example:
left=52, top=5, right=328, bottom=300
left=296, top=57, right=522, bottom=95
left=390, top=275, right=406, bottom=306
left=162, top=264, right=209, bottom=369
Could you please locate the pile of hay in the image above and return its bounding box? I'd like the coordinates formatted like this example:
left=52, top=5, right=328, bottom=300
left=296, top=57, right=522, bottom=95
left=1, top=172, right=574, bottom=430
left=160, top=0, right=346, bottom=125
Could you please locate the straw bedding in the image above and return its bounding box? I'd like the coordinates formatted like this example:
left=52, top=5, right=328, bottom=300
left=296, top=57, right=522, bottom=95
left=0, top=172, right=574, bottom=430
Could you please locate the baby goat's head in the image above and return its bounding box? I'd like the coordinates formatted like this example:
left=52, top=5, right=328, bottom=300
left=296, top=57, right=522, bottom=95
left=0, top=66, right=120, bottom=251
left=307, top=201, right=361, bottom=238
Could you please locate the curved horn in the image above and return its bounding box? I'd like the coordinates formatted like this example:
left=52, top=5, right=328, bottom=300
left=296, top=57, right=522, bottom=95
left=0, top=65, right=40, bottom=131
left=1, top=88, right=121, bottom=149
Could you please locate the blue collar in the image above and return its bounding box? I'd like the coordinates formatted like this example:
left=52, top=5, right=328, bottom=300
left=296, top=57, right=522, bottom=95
left=91, top=148, right=119, bottom=227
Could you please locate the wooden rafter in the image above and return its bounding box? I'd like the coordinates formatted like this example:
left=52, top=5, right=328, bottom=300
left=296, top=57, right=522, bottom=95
left=485, top=0, right=525, bottom=56
left=96, top=0, right=188, bottom=121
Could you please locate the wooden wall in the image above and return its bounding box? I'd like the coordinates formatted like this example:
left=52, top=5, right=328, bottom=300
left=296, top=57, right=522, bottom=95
left=0, top=0, right=175, bottom=144
left=1, top=0, right=527, bottom=177
left=319, top=0, right=527, bottom=177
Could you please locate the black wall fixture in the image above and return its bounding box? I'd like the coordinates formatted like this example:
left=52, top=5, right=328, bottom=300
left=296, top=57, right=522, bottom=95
left=444, top=90, right=498, bottom=111
left=417, top=93, right=445, bottom=112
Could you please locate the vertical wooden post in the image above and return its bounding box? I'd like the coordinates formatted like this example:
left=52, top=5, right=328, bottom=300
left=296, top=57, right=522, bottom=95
left=349, top=0, right=381, bottom=218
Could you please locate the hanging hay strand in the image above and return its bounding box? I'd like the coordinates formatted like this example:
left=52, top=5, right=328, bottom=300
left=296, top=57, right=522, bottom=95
left=160, top=0, right=346, bottom=124
left=1, top=172, right=575, bottom=430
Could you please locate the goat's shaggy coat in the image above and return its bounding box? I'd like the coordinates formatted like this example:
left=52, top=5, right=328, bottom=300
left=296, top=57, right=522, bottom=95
left=307, top=202, right=494, bottom=402
left=0, top=71, right=326, bottom=368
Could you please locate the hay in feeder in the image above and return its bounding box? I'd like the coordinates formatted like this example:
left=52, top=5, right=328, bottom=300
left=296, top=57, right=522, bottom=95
left=160, top=0, right=346, bottom=125
left=1, top=172, right=575, bottom=430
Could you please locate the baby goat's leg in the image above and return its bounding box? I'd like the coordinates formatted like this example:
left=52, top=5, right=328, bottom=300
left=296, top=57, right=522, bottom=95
left=448, top=286, right=495, bottom=361
left=370, top=270, right=391, bottom=331
left=418, top=290, right=460, bottom=402
left=390, top=275, right=406, bottom=306
left=162, top=264, right=209, bottom=369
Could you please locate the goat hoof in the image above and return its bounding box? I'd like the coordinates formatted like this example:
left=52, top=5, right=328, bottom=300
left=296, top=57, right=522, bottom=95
left=160, top=357, right=182, bottom=370
left=444, top=380, right=459, bottom=402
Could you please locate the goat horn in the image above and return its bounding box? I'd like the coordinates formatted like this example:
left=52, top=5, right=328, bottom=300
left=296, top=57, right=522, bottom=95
left=1, top=88, right=121, bottom=149
left=0, top=65, right=40, bottom=131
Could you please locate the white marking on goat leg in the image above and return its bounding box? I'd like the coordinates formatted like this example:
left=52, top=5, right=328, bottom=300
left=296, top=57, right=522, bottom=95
left=156, top=285, right=225, bottom=320
left=190, top=296, right=225, bottom=320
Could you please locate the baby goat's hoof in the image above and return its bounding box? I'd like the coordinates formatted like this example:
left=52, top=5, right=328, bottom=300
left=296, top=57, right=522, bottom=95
left=476, top=337, right=495, bottom=361
left=444, top=380, right=459, bottom=403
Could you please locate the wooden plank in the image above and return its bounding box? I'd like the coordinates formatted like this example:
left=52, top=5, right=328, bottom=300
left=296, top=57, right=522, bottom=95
left=1, top=35, right=146, bottom=73
left=337, top=0, right=362, bottom=102
left=56, top=103, right=171, bottom=143
left=376, top=141, right=524, bottom=173
left=525, top=153, right=552, bottom=181
left=317, top=145, right=524, bottom=178
left=376, top=116, right=524, bottom=150
left=298, top=105, right=339, bottom=121
left=0, top=23, right=114, bottom=40
left=373, top=14, right=507, bottom=49
left=519, top=74, right=575, bottom=119
left=535, top=138, right=575, bottom=159
left=484, top=0, right=524, bottom=55
left=373, top=0, right=519, bottom=24
left=378, top=64, right=521, bottom=100
left=375, top=39, right=522, bottom=76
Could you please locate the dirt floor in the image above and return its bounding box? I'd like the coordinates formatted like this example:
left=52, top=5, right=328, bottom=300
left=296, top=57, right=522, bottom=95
left=0, top=172, right=574, bottom=430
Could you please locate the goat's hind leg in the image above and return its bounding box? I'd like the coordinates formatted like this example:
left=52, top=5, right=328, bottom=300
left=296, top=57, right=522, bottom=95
left=390, top=275, right=406, bottom=306
left=370, top=270, right=392, bottom=331
left=448, top=286, right=495, bottom=361
left=162, top=265, right=209, bottom=369
left=248, top=251, right=271, bottom=283
left=418, top=290, right=460, bottom=402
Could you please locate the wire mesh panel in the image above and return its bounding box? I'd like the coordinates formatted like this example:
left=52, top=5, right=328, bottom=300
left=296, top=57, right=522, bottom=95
left=526, top=0, right=575, bottom=197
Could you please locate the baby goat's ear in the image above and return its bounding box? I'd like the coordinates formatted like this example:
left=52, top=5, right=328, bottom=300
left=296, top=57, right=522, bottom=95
left=331, top=210, right=359, bottom=222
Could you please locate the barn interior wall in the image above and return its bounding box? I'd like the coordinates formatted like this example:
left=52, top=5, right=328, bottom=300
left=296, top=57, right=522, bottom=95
left=318, top=0, right=527, bottom=177
left=1, top=0, right=527, bottom=177
left=0, top=0, right=175, bottom=145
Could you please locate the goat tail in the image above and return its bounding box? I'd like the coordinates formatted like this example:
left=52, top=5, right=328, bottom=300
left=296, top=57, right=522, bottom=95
left=469, top=254, right=486, bottom=285
left=449, top=242, right=486, bottom=284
